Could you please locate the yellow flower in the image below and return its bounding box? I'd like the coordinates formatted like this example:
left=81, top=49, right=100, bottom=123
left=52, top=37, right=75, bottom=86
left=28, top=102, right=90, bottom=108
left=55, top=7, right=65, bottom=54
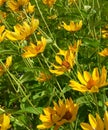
left=80, top=111, right=108, bottom=130
left=102, top=29, right=108, bottom=38
left=69, top=66, right=108, bottom=93
left=6, top=17, right=39, bottom=41
left=50, top=40, right=81, bottom=75
left=99, top=48, right=108, bottom=57
left=7, top=0, right=29, bottom=12
left=0, top=113, right=11, bottom=130
left=22, top=37, right=46, bottom=58
left=0, top=56, right=12, bottom=76
left=36, top=72, right=51, bottom=82
left=0, top=0, right=6, bottom=6
left=62, top=20, right=82, bottom=32
left=0, top=25, right=6, bottom=42
left=42, top=0, right=56, bottom=7
left=37, top=98, right=78, bottom=130
left=25, top=2, right=35, bottom=14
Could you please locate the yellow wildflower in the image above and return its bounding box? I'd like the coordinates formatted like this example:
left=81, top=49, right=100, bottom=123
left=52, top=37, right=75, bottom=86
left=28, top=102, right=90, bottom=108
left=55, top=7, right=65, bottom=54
left=50, top=40, right=81, bottom=75
left=6, top=17, right=39, bottom=41
left=62, top=20, right=82, bottom=32
left=0, top=56, right=12, bottom=76
left=80, top=111, right=108, bottom=130
left=42, top=0, right=56, bottom=7
left=7, top=0, right=29, bottom=12
left=37, top=98, right=78, bottom=130
left=0, top=113, right=11, bottom=130
left=22, top=37, right=46, bottom=58
left=99, top=48, right=108, bottom=57
left=69, top=66, right=108, bottom=93
left=0, top=25, right=6, bottom=42
left=36, top=72, right=51, bottom=82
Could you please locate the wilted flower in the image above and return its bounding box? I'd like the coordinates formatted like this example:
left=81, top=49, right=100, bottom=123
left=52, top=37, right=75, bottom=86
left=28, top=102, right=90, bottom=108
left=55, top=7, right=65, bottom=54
left=69, top=66, right=108, bottom=93
left=37, top=98, right=78, bottom=130
left=42, top=0, right=56, bottom=7
left=50, top=40, right=81, bottom=75
left=0, top=56, right=12, bottom=76
left=80, top=111, right=108, bottom=130
left=99, top=48, right=108, bottom=57
left=6, top=17, right=39, bottom=41
left=36, top=72, right=51, bottom=82
left=7, top=0, right=29, bottom=12
left=0, top=25, right=6, bottom=42
left=0, top=113, right=11, bottom=130
left=62, top=20, right=82, bottom=32
left=22, top=37, right=46, bottom=58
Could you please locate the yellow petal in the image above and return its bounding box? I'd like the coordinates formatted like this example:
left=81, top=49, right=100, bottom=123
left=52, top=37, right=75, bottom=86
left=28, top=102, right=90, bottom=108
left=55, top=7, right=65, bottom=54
left=92, top=68, right=99, bottom=81
left=84, top=71, right=91, bottom=82
left=104, top=111, right=108, bottom=130
left=5, top=56, right=12, bottom=68
left=77, top=71, right=87, bottom=85
left=80, top=122, right=93, bottom=130
left=55, top=55, right=62, bottom=65
left=2, top=114, right=11, bottom=129
left=96, top=113, right=104, bottom=130
left=69, top=80, right=87, bottom=92
left=89, top=114, right=96, bottom=129
left=99, top=66, right=107, bottom=86
left=49, top=69, right=64, bottom=75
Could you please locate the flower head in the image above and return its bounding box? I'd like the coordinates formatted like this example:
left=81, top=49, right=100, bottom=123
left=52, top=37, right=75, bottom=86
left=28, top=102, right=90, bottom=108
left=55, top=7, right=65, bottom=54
left=37, top=98, right=78, bottom=130
left=80, top=111, right=108, bottom=130
left=0, top=56, right=12, bottom=76
left=22, top=37, right=46, bottom=58
left=50, top=40, right=81, bottom=75
left=7, top=0, right=29, bottom=12
left=6, top=17, right=39, bottom=41
left=99, top=48, right=108, bottom=57
left=0, top=113, right=11, bottom=130
left=69, top=66, right=108, bottom=93
left=62, top=20, right=82, bottom=32
left=42, top=0, right=56, bottom=7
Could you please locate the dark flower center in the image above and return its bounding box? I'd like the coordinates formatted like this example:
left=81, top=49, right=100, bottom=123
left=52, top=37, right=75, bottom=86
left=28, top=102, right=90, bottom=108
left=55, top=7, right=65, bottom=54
left=62, top=111, right=72, bottom=120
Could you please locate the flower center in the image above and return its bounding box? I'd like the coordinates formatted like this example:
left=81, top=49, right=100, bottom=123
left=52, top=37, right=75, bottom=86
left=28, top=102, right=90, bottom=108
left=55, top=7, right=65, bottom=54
left=62, top=61, right=70, bottom=69
left=62, top=111, right=72, bottom=120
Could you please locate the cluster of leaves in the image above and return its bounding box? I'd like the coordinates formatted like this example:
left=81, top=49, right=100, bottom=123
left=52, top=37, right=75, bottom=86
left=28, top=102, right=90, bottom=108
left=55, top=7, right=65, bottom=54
left=0, top=0, right=108, bottom=130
